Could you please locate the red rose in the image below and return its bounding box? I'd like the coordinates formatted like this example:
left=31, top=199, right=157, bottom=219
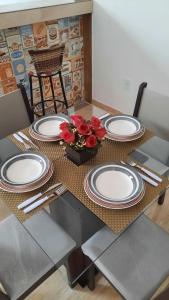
left=78, top=123, right=90, bottom=135
left=60, top=129, right=75, bottom=144
left=91, top=116, right=101, bottom=129
left=85, top=135, right=97, bottom=148
left=71, top=114, right=84, bottom=127
left=60, top=121, right=69, bottom=130
left=95, top=127, right=106, bottom=139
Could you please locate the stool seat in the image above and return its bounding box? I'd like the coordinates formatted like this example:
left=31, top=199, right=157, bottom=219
left=28, top=70, right=61, bottom=77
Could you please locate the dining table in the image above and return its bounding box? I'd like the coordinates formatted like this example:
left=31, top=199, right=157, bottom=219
left=0, top=101, right=169, bottom=292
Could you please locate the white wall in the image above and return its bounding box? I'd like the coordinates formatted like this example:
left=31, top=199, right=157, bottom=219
left=92, top=0, right=169, bottom=114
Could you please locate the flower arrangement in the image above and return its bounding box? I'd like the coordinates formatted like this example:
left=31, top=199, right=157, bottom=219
left=59, top=114, right=106, bottom=151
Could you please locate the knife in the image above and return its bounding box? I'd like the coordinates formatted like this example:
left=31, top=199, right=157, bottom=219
left=17, top=183, right=62, bottom=209
left=13, top=133, right=25, bottom=144
left=18, top=131, right=39, bottom=150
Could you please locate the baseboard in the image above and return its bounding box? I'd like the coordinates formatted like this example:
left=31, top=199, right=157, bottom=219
left=92, top=99, right=120, bottom=115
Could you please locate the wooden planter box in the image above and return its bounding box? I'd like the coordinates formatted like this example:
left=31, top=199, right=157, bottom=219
left=66, top=145, right=98, bottom=166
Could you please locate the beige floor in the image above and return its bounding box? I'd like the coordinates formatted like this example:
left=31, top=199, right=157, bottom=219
left=23, top=191, right=169, bottom=300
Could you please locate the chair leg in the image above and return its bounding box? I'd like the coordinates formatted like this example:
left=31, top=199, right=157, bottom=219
left=58, top=71, right=68, bottom=109
left=38, top=76, right=45, bottom=116
left=49, top=75, right=57, bottom=114
left=29, top=74, right=33, bottom=108
left=158, top=191, right=166, bottom=205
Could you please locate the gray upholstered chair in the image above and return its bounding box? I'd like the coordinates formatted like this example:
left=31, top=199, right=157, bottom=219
left=82, top=226, right=117, bottom=261
left=133, top=82, right=169, bottom=205
left=24, top=209, right=76, bottom=268
left=0, top=211, right=76, bottom=300
left=0, top=214, right=54, bottom=300
left=133, top=82, right=169, bottom=142
left=82, top=215, right=169, bottom=300
left=0, top=84, right=33, bottom=139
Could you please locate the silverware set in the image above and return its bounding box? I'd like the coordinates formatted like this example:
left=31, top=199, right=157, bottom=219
left=121, top=160, right=162, bottom=187
left=127, top=159, right=162, bottom=182
left=13, top=132, right=39, bottom=151
left=18, top=183, right=67, bottom=213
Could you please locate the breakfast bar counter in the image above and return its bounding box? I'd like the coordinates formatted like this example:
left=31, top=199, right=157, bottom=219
left=0, top=0, right=92, bottom=105
left=0, top=0, right=92, bottom=30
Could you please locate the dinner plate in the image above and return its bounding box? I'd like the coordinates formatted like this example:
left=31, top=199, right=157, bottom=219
left=105, top=115, right=142, bottom=137
left=86, top=168, right=144, bottom=205
left=87, top=163, right=144, bottom=203
left=106, top=127, right=145, bottom=142
left=0, top=152, right=50, bottom=186
left=0, top=162, right=54, bottom=193
left=31, top=114, right=70, bottom=138
left=84, top=176, right=145, bottom=209
left=29, top=128, right=61, bottom=142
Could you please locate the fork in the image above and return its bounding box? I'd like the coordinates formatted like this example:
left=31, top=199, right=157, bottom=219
left=128, top=159, right=162, bottom=183
left=23, top=184, right=67, bottom=213
left=13, top=133, right=33, bottom=151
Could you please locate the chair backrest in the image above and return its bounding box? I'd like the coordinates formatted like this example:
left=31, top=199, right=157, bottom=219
left=29, top=44, right=65, bottom=75
left=0, top=84, right=34, bottom=139
left=133, top=82, right=169, bottom=141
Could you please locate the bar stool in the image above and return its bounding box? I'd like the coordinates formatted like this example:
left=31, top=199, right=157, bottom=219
left=28, top=44, right=68, bottom=117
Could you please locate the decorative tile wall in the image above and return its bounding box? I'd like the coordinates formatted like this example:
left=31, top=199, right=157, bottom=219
left=0, top=16, right=84, bottom=107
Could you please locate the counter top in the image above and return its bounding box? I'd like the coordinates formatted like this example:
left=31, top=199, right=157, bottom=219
left=0, top=0, right=92, bottom=30
left=0, top=0, right=81, bottom=14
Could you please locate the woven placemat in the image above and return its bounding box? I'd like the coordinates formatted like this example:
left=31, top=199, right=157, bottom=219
left=1, top=128, right=168, bottom=233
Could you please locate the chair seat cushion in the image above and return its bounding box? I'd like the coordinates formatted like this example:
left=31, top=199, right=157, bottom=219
left=82, top=226, right=117, bottom=261
left=24, top=210, right=76, bottom=267
left=95, top=215, right=169, bottom=300
left=0, top=215, right=54, bottom=300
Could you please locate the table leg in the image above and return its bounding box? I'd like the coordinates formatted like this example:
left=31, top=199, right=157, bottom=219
left=158, top=191, right=166, bottom=205
left=64, top=248, right=91, bottom=288
left=0, top=291, right=9, bottom=300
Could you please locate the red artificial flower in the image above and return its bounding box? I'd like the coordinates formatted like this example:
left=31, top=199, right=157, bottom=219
left=78, top=123, right=90, bottom=135
left=91, top=116, right=101, bottom=129
left=71, top=114, right=84, bottom=127
left=60, top=129, right=75, bottom=144
left=95, top=127, right=107, bottom=139
left=85, top=135, right=97, bottom=148
left=60, top=121, right=69, bottom=130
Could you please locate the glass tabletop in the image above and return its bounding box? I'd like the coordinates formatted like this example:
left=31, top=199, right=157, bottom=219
left=0, top=102, right=167, bottom=292
left=0, top=200, right=55, bottom=299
